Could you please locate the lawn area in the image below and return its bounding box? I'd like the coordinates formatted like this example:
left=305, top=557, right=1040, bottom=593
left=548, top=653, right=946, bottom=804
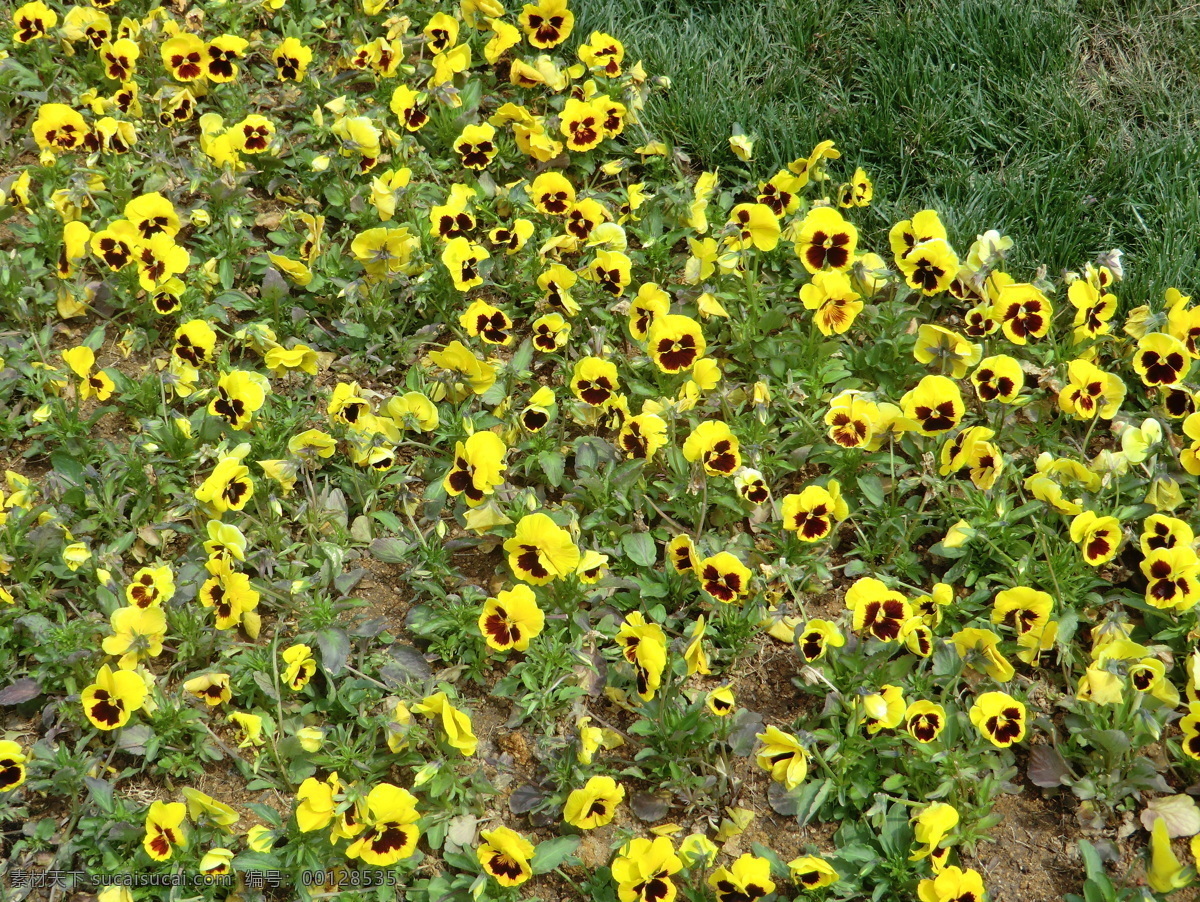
left=577, top=0, right=1200, bottom=305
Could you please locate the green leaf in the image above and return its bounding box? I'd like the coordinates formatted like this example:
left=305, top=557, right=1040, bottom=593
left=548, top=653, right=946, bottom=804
left=1083, top=728, right=1130, bottom=757
left=1076, top=840, right=1108, bottom=881
left=532, top=836, right=580, bottom=874
left=84, top=324, right=107, bottom=351
left=16, top=613, right=54, bottom=641
left=405, top=604, right=441, bottom=639
left=1115, top=503, right=1155, bottom=522
left=857, top=473, right=885, bottom=507
left=631, top=574, right=668, bottom=598
left=508, top=338, right=533, bottom=376
left=51, top=453, right=84, bottom=486
left=835, top=841, right=877, bottom=866
left=287, top=758, right=316, bottom=785
left=83, top=776, right=114, bottom=813
left=373, top=511, right=404, bottom=533
left=218, top=256, right=235, bottom=290
left=928, top=541, right=966, bottom=560
left=116, top=724, right=153, bottom=756
left=1055, top=607, right=1080, bottom=647
left=316, top=627, right=351, bottom=677
left=370, top=537, right=412, bottom=563
left=246, top=803, right=284, bottom=826
left=1005, top=500, right=1043, bottom=522
left=539, top=450, right=566, bottom=488
left=350, top=515, right=373, bottom=543
left=261, top=267, right=289, bottom=305
left=442, top=850, right=477, bottom=871
left=253, top=671, right=279, bottom=701
left=877, top=802, right=913, bottom=858
left=822, top=363, right=852, bottom=385
left=792, top=778, right=832, bottom=826
left=480, top=380, right=507, bottom=406
left=575, top=439, right=598, bottom=472
left=622, top=532, right=657, bottom=567
left=757, top=307, right=787, bottom=334
left=334, top=568, right=367, bottom=597
left=728, top=708, right=765, bottom=757
left=232, top=851, right=280, bottom=872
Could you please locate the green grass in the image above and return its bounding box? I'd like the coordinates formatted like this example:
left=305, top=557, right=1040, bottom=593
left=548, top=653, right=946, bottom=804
left=576, top=0, right=1200, bottom=306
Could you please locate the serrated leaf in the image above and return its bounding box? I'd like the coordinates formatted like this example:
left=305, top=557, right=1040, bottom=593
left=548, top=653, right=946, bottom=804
left=334, top=567, right=367, bottom=597
left=316, top=627, right=350, bottom=677
left=0, top=677, right=42, bottom=705
left=622, top=532, right=657, bottom=567
left=509, top=783, right=547, bottom=815
left=508, top=339, right=533, bottom=375
left=116, top=724, right=153, bottom=756
left=857, top=473, right=885, bottom=507
left=350, top=617, right=389, bottom=638
left=1085, top=728, right=1130, bottom=758
left=246, top=803, right=284, bottom=826
left=532, top=836, right=579, bottom=874
left=350, top=515, right=373, bottom=543
left=385, top=644, right=432, bottom=682
left=767, top=781, right=806, bottom=816
left=792, top=777, right=830, bottom=830
left=728, top=708, right=764, bottom=757
left=261, top=267, right=290, bottom=305
left=369, top=537, right=412, bottom=563
left=83, top=775, right=114, bottom=812
left=538, top=450, right=565, bottom=488
left=630, top=792, right=670, bottom=823
left=446, top=814, right=478, bottom=852
left=253, top=671, right=279, bottom=702
left=16, top=613, right=54, bottom=640
left=1028, top=745, right=1071, bottom=788
left=232, top=851, right=281, bottom=872
left=1126, top=756, right=1170, bottom=793
left=1142, top=795, right=1200, bottom=838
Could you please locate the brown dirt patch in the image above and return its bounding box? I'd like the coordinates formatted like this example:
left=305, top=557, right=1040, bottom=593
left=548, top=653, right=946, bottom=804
left=355, top=556, right=413, bottom=627
left=726, top=637, right=817, bottom=725
left=965, top=789, right=1081, bottom=902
